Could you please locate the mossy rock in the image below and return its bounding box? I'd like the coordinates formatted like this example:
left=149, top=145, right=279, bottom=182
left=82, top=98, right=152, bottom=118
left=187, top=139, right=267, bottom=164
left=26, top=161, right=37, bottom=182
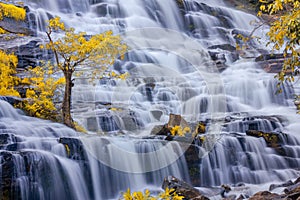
left=246, top=130, right=280, bottom=148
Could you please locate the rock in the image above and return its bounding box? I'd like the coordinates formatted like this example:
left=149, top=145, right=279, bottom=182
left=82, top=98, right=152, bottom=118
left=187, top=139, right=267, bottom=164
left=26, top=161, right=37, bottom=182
left=0, top=133, right=20, bottom=150
left=255, top=53, right=289, bottom=74
left=269, top=180, right=294, bottom=191
left=150, top=110, right=163, bottom=121
left=246, top=130, right=280, bottom=148
left=248, top=191, right=283, bottom=200
left=284, top=182, right=300, bottom=195
left=162, top=176, right=209, bottom=200
left=0, top=16, right=34, bottom=36
left=150, top=125, right=165, bottom=135
left=59, top=137, right=86, bottom=160
left=0, top=96, right=23, bottom=106
left=208, top=44, right=236, bottom=52
left=86, top=117, right=98, bottom=132
left=208, top=51, right=228, bottom=72
left=184, top=144, right=202, bottom=186
left=167, top=114, right=189, bottom=129
left=1, top=37, right=54, bottom=69
left=15, top=39, right=53, bottom=68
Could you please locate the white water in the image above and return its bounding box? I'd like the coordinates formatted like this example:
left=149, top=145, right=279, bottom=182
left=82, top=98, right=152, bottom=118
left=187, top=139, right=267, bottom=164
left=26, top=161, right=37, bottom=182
left=1, top=0, right=300, bottom=199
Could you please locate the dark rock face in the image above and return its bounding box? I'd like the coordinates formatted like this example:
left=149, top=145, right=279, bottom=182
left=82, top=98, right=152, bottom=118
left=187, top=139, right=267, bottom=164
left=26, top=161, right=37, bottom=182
left=255, top=53, right=286, bottom=74
left=184, top=144, right=202, bottom=186
left=0, top=16, right=35, bottom=36
left=14, top=40, right=53, bottom=69
left=162, top=176, right=209, bottom=200
left=59, top=137, right=87, bottom=160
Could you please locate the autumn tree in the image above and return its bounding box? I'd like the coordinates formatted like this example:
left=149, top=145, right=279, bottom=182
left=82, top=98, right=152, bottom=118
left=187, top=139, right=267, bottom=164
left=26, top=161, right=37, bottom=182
left=258, top=0, right=299, bottom=87
left=42, top=17, right=127, bottom=128
left=256, top=0, right=300, bottom=112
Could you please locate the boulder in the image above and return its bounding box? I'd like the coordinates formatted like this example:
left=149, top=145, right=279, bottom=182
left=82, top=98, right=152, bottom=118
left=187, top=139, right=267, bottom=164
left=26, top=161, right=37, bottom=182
left=248, top=191, right=283, bottom=200
left=162, top=176, right=209, bottom=200
left=167, top=114, right=189, bottom=129
left=0, top=15, right=34, bottom=36
left=151, top=114, right=191, bottom=137
left=269, top=180, right=294, bottom=191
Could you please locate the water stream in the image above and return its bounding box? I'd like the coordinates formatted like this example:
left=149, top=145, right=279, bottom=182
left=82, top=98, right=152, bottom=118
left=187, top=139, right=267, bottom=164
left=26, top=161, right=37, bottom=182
left=1, top=0, right=300, bottom=199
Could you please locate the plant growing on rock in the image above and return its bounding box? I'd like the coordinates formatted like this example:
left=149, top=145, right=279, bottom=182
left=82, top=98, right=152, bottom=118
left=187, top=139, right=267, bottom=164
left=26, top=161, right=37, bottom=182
left=0, top=2, right=26, bottom=98
left=122, top=188, right=184, bottom=200
left=41, top=17, right=127, bottom=129
left=0, top=2, right=26, bottom=34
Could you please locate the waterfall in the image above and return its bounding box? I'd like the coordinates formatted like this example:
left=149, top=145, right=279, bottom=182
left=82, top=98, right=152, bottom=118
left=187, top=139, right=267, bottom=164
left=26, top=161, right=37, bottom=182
left=2, top=0, right=300, bottom=199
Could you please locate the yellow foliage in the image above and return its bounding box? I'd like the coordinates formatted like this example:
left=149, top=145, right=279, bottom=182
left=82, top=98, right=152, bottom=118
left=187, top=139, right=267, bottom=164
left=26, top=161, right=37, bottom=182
left=258, top=0, right=300, bottom=91
left=74, top=121, right=88, bottom=133
left=122, top=188, right=184, bottom=200
left=20, top=65, right=65, bottom=120
left=0, top=2, right=26, bottom=21
left=44, top=17, right=127, bottom=77
left=41, top=16, right=128, bottom=128
left=170, top=125, right=190, bottom=136
left=64, top=144, right=70, bottom=156
left=0, top=27, right=8, bottom=34
left=0, top=50, right=20, bottom=97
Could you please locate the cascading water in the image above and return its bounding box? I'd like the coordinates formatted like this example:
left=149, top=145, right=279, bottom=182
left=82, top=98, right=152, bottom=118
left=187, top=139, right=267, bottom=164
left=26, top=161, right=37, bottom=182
left=1, top=0, right=300, bottom=199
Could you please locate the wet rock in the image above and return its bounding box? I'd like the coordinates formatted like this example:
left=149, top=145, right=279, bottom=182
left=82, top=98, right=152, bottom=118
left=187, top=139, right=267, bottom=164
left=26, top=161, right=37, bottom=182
left=150, top=110, right=163, bottom=121
left=184, top=144, right=202, bottom=186
left=15, top=39, right=53, bottom=68
left=255, top=53, right=289, bottom=74
left=269, top=180, right=294, bottom=191
left=246, top=130, right=280, bottom=148
left=59, top=137, right=86, bottom=160
left=162, top=176, right=209, bottom=200
left=284, top=182, right=300, bottom=195
left=248, top=191, right=283, bottom=200
left=167, top=114, right=189, bottom=129
left=86, top=117, right=98, bottom=132
left=0, top=133, right=22, bottom=150
left=150, top=125, right=165, bottom=135
left=208, top=44, right=236, bottom=52
left=208, top=51, right=228, bottom=72
left=0, top=15, right=34, bottom=36
left=221, top=184, right=237, bottom=200
left=151, top=114, right=190, bottom=137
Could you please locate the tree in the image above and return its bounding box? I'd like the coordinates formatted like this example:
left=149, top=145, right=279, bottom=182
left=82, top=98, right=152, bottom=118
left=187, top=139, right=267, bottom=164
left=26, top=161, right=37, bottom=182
left=257, top=0, right=300, bottom=112
left=258, top=0, right=299, bottom=91
left=42, top=17, right=127, bottom=128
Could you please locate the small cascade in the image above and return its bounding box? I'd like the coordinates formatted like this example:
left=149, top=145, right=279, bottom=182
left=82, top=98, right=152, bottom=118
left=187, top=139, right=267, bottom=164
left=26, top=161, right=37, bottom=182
left=0, top=100, right=190, bottom=199
left=198, top=134, right=300, bottom=186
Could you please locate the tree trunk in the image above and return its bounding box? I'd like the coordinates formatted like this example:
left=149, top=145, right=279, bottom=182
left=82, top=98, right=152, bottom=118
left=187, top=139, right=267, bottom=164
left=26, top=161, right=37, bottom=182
left=62, top=70, right=75, bottom=129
